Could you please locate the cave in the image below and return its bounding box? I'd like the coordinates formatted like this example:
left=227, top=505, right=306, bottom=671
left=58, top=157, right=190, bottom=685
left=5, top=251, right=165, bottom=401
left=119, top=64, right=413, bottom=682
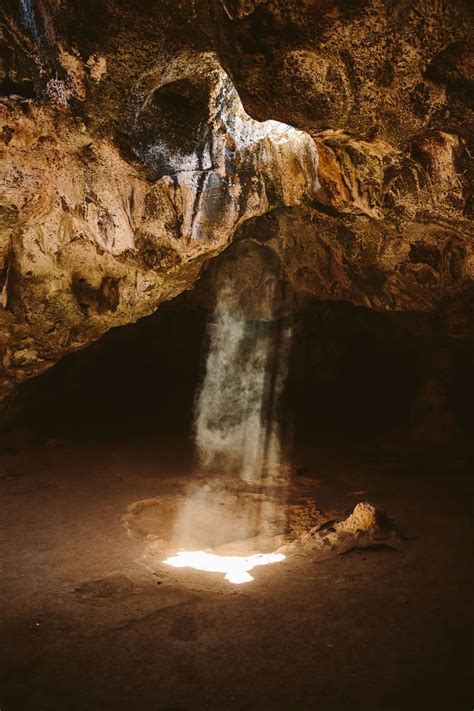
left=0, top=2, right=473, bottom=711
left=13, top=282, right=474, bottom=449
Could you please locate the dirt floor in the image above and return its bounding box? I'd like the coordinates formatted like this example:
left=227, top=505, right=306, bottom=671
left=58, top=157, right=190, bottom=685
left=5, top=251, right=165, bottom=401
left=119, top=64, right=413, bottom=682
left=0, top=432, right=472, bottom=711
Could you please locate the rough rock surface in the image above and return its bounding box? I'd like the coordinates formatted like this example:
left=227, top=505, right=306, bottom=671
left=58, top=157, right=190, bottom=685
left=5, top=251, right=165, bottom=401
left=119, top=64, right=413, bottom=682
left=0, top=10, right=317, bottom=395
left=211, top=0, right=474, bottom=328
left=215, top=0, right=473, bottom=142
left=284, top=501, right=399, bottom=556
left=0, top=0, right=473, bottom=395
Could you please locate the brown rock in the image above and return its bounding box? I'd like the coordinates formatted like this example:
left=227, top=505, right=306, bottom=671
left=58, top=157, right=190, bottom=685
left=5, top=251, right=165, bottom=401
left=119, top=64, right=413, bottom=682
left=0, top=0, right=472, bottom=397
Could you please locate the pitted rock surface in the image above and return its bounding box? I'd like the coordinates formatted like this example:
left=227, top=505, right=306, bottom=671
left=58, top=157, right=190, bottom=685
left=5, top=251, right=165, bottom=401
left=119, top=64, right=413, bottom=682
left=0, top=0, right=472, bottom=397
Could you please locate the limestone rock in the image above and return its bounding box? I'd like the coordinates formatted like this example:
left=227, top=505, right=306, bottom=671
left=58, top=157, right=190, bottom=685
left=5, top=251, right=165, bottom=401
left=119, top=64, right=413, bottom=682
left=334, top=502, right=379, bottom=535
left=193, top=127, right=473, bottom=319
left=0, top=0, right=472, bottom=396
left=214, top=0, right=473, bottom=143
left=286, top=501, right=397, bottom=556
left=0, top=47, right=317, bottom=395
left=211, top=0, right=474, bottom=326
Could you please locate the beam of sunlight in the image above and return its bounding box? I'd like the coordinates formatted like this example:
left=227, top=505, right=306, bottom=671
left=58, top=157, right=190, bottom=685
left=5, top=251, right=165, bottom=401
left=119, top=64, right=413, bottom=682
left=194, top=282, right=292, bottom=483
left=166, top=257, right=292, bottom=584
left=163, top=550, right=286, bottom=584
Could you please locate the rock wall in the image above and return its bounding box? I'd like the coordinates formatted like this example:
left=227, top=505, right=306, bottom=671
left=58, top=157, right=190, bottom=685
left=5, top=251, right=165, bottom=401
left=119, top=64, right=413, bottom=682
left=0, top=0, right=473, bottom=396
left=0, top=7, right=318, bottom=395
left=214, top=0, right=473, bottom=142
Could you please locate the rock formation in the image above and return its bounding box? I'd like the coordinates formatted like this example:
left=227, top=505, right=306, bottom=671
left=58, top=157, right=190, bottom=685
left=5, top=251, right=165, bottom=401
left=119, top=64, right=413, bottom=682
left=201, top=0, right=474, bottom=322
left=0, top=0, right=472, bottom=397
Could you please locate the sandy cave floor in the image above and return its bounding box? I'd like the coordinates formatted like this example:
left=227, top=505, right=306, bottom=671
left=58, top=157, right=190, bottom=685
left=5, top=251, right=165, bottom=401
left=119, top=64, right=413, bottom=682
left=0, top=433, right=472, bottom=711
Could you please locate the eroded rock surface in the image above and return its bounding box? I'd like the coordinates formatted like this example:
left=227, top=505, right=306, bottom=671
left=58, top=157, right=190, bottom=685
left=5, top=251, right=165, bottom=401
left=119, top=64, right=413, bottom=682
left=214, top=0, right=473, bottom=141
left=210, top=0, right=474, bottom=328
left=284, top=501, right=399, bottom=557
left=193, top=125, right=473, bottom=320
left=0, top=0, right=473, bottom=395
left=0, top=13, right=317, bottom=395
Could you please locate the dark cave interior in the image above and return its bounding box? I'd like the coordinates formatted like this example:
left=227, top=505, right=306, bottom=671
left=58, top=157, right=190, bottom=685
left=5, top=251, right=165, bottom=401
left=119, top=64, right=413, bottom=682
left=2, top=286, right=472, bottom=711
left=15, top=290, right=474, bottom=454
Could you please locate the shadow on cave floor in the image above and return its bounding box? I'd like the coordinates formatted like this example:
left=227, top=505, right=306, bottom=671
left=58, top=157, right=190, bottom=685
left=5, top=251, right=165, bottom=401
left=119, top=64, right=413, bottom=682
left=0, top=298, right=472, bottom=711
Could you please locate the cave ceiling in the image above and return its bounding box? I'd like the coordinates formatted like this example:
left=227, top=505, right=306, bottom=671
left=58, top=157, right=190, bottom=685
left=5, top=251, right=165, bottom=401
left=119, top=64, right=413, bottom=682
left=0, top=0, right=473, bottom=395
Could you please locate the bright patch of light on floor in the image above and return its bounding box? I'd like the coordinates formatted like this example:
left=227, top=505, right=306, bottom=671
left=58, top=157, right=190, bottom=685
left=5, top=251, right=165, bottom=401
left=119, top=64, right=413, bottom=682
left=163, top=550, right=285, bottom=584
